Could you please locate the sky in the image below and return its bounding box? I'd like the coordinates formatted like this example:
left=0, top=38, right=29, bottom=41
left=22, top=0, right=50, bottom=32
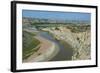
left=22, top=10, right=91, bottom=21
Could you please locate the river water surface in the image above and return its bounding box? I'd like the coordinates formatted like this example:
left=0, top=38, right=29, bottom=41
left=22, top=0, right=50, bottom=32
left=37, top=31, right=73, bottom=61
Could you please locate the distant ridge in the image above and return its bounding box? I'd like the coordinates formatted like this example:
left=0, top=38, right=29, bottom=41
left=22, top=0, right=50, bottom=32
left=23, top=17, right=90, bottom=25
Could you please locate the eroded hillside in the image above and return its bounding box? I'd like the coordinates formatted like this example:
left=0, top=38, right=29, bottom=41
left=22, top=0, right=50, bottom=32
left=41, top=26, right=91, bottom=60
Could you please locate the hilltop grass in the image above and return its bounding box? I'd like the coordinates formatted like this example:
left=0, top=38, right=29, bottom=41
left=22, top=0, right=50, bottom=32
left=22, top=31, right=40, bottom=60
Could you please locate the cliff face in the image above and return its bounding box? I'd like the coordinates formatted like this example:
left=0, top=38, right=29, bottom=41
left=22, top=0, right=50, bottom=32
left=42, top=26, right=91, bottom=60
left=72, top=30, right=91, bottom=60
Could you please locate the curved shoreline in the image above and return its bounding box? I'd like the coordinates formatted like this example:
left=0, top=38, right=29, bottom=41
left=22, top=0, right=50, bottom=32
left=23, top=35, right=59, bottom=63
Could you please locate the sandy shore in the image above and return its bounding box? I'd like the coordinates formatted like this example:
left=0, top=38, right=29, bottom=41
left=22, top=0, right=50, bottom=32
left=23, top=35, right=59, bottom=63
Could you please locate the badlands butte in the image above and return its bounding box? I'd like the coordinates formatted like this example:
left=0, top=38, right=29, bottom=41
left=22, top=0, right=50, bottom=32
left=22, top=17, right=91, bottom=62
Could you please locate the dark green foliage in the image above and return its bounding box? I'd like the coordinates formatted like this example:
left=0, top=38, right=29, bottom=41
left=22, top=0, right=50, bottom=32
left=55, top=27, right=60, bottom=30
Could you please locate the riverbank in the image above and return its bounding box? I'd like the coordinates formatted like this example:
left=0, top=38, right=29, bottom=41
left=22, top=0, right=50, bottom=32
left=23, top=35, right=59, bottom=63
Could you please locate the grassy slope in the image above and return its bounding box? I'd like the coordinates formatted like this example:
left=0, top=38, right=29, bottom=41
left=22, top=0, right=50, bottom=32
left=23, top=31, right=40, bottom=60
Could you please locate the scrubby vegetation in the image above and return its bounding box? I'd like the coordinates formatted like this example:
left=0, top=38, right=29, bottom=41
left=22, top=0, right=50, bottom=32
left=67, top=25, right=90, bottom=33
left=23, top=31, right=40, bottom=60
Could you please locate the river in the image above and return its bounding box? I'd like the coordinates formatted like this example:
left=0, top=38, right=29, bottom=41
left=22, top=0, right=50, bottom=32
left=37, top=31, right=73, bottom=61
